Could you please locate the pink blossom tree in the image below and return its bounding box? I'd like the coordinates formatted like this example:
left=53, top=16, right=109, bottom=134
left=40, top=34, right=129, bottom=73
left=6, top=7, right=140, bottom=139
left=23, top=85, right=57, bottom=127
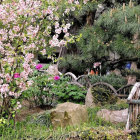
left=0, top=0, right=89, bottom=122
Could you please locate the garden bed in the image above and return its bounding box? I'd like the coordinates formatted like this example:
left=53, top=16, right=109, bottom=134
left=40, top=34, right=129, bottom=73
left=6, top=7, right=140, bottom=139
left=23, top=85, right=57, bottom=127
left=1, top=100, right=132, bottom=140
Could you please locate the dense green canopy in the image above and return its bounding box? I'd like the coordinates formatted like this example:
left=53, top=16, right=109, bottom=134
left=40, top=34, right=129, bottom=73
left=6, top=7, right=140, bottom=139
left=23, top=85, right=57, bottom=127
left=59, top=1, right=140, bottom=74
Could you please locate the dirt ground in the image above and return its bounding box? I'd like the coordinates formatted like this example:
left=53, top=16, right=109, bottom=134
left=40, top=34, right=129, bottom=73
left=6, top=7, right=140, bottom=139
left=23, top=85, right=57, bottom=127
left=0, top=98, right=52, bottom=122
left=15, top=100, right=47, bottom=121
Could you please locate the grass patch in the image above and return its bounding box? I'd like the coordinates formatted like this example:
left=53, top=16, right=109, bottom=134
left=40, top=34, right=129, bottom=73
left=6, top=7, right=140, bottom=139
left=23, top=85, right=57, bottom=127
left=103, top=100, right=128, bottom=111
left=0, top=101, right=129, bottom=139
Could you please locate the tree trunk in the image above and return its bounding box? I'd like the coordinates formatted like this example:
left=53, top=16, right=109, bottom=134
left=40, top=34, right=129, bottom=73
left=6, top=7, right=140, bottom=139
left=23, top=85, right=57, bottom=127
left=86, top=10, right=96, bottom=26
left=0, top=97, right=14, bottom=121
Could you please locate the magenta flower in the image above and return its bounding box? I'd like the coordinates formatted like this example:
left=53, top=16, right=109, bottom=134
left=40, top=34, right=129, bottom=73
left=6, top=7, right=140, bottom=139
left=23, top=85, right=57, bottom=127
left=54, top=76, right=60, bottom=81
left=14, top=73, right=20, bottom=78
left=35, top=64, right=43, bottom=70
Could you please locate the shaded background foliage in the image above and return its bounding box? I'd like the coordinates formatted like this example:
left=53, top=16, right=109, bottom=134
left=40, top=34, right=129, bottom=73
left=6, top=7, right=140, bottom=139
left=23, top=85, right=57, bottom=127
left=58, top=0, right=140, bottom=75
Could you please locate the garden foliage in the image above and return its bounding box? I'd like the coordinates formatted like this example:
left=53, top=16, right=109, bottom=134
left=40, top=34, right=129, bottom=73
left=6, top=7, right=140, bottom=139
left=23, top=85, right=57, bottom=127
left=24, top=69, right=87, bottom=106
left=91, top=86, right=117, bottom=105
left=89, top=74, right=127, bottom=89
left=0, top=0, right=139, bottom=132
left=0, top=0, right=91, bottom=125
left=59, top=2, right=140, bottom=74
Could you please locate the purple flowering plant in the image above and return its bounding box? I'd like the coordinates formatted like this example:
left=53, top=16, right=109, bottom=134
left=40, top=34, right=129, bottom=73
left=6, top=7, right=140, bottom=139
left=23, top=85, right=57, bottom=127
left=35, top=64, right=43, bottom=70
left=14, top=73, right=20, bottom=78
left=54, top=75, right=60, bottom=81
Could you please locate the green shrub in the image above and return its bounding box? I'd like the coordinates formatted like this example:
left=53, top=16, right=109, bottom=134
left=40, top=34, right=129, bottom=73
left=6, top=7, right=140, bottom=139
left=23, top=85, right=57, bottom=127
left=0, top=117, right=9, bottom=136
left=54, top=79, right=87, bottom=104
left=103, top=101, right=128, bottom=111
left=80, top=126, right=131, bottom=140
left=90, top=74, right=127, bottom=89
left=23, top=70, right=87, bottom=106
left=23, top=70, right=58, bottom=107
left=88, top=99, right=128, bottom=112
left=91, top=86, right=118, bottom=106
left=121, top=69, right=140, bottom=80
left=29, top=111, right=52, bottom=127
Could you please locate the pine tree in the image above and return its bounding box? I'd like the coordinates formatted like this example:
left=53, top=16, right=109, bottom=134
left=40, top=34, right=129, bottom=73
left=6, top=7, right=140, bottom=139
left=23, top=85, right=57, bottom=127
left=59, top=1, right=140, bottom=74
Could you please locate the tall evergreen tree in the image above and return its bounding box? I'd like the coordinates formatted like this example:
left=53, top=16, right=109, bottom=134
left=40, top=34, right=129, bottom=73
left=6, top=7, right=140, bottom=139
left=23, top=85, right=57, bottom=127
left=59, top=1, right=140, bottom=75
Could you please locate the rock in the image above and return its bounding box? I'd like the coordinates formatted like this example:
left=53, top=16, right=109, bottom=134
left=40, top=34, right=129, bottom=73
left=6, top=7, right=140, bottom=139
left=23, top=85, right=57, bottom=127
left=109, top=51, right=120, bottom=61
left=113, top=68, right=121, bottom=76
left=97, top=109, right=128, bottom=123
left=85, top=87, right=95, bottom=107
left=127, top=75, right=136, bottom=85
left=95, top=4, right=105, bottom=19
left=46, top=64, right=59, bottom=76
left=50, top=102, right=88, bottom=128
left=131, top=62, right=138, bottom=71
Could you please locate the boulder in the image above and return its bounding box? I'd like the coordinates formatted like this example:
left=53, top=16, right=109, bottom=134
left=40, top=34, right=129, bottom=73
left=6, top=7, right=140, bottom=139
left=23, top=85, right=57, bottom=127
left=131, top=62, right=138, bottom=71
left=109, top=51, right=120, bottom=61
left=97, top=109, right=128, bottom=123
left=46, top=64, right=59, bottom=76
left=50, top=102, right=88, bottom=128
left=113, top=68, right=121, bottom=76
left=127, top=75, right=136, bottom=85
left=85, top=87, right=95, bottom=107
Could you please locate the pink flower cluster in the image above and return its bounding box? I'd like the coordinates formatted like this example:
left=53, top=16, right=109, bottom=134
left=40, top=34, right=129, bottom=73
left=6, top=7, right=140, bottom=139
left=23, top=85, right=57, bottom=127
left=68, top=0, right=89, bottom=4
left=49, top=22, right=71, bottom=48
left=35, top=64, right=43, bottom=70
left=0, top=84, right=9, bottom=94
left=54, top=76, right=60, bottom=81
left=0, top=0, right=90, bottom=112
left=14, top=73, right=20, bottom=78
left=93, top=62, right=101, bottom=68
